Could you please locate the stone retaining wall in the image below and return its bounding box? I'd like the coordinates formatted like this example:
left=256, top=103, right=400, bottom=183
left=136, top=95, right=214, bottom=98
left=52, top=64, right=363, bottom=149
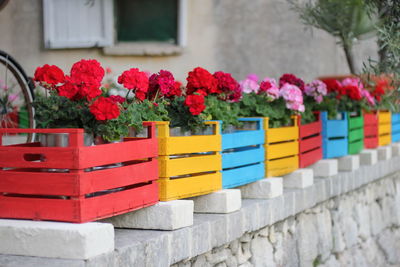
left=172, top=171, right=400, bottom=267
left=1, top=149, right=400, bottom=267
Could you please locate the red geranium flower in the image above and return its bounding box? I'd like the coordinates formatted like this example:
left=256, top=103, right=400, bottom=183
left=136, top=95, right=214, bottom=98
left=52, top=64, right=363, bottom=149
left=70, top=59, right=104, bottom=85
left=118, top=68, right=149, bottom=101
left=213, top=71, right=242, bottom=102
left=279, top=73, right=305, bottom=91
left=109, top=95, right=126, bottom=104
left=186, top=67, right=218, bottom=95
left=148, top=70, right=175, bottom=99
left=56, top=81, right=79, bottom=100
left=167, top=81, right=183, bottom=98
left=34, top=64, right=65, bottom=86
left=344, top=85, right=362, bottom=100
left=184, top=94, right=206, bottom=115
left=372, top=79, right=390, bottom=102
left=89, top=97, right=120, bottom=121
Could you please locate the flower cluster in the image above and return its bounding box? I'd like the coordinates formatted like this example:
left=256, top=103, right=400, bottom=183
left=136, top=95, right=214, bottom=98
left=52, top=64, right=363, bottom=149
left=213, top=71, right=242, bottom=102
left=280, top=83, right=305, bottom=112
left=304, top=80, right=327, bottom=103
left=117, top=68, right=149, bottom=101
left=186, top=67, right=218, bottom=95
left=239, top=74, right=260, bottom=94
left=90, top=97, right=120, bottom=121
left=279, top=73, right=305, bottom=91
left=259, top=78, right=280, bottom=100
left=148, top=70, right=179, bottom=99
left=34, top=59, right=120, bottom=121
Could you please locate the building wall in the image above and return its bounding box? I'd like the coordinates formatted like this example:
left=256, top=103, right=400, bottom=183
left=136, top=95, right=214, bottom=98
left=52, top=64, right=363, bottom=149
left=0, top=0, right=377, bottom=82
left=0, top=0, right=218, bottom=81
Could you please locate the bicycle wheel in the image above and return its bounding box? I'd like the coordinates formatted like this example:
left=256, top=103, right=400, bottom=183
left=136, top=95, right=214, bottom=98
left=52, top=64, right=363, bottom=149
left=0, top=50, right=35, bottom=144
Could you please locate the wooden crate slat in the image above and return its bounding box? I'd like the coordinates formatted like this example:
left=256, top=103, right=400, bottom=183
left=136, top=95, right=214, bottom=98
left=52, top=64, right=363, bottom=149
left=266, top=155, right=299, bottom=177
left=299, top=147, right=322, bottom=168
left=222, top=146, right=264, bottom=169
left=299, top=135, right=322, bottom=153
left=266, top=141, right=299, bottom=160
left=158, top=172, right=222, bottom=201
left=222, top=162, right=264, bottom=189
left=0, top=159, right=158, bottom=196
left=159, top=154, right=221, bottom=178
left=323, top=138, right=348, bottom=158
left=80, top=182, right=158, bottom=222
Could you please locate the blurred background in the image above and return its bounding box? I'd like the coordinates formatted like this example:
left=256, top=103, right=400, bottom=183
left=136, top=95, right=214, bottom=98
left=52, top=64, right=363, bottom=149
left=0, top=0, right=378, bottom=81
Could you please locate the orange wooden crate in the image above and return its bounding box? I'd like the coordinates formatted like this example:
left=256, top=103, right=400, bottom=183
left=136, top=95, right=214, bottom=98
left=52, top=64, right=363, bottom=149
left=0, top=122, right=159, bottom=223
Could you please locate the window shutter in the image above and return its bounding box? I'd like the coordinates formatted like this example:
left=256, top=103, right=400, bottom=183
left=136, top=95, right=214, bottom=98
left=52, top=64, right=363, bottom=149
left=43, top=0, right=113, bottom=49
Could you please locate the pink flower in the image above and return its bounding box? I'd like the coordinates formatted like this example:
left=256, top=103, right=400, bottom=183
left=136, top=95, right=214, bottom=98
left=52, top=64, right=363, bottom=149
left=304, top=80, right=327, bottom=103
left=259, top=77, right=280, bottom=100
left=8, top=94, right=18, bottom=103
left=342, top=78, right=364, bottom=90
left=362, top=89, right=375, bottom=106
left=246, top=74, right=259, bottom=82
left=239, top=78, right=259, bottom=93
left=280, top=83, right=304, bottom=112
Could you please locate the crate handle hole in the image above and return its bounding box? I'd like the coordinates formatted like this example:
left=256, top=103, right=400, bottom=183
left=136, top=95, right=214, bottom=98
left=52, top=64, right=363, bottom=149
left=23, top=154, right=46, bottom=162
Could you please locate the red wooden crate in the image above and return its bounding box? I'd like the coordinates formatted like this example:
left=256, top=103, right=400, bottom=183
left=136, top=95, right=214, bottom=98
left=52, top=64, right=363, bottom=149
left=364, top=112, right=378, bottom=148
left=298, top=112, right=323, bottom=168
left=0, top=122, right=159, bottom=223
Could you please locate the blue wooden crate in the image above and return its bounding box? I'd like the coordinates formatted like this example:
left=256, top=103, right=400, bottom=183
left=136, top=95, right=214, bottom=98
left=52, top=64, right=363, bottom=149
left=221, top=118, right=265, bottom=189
left=321, top=111, right=349, bottom=158
left=392, top=113, right=400, bottom=143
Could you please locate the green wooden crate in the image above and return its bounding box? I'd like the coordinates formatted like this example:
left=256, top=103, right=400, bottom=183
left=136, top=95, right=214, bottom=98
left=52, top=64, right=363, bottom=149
left=348, top=113, right=364, bottom=155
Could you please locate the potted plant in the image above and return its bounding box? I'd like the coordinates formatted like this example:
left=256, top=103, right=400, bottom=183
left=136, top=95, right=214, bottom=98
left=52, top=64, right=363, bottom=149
left=297, top=79, right=328, bottom=167
left=362, top=75, right=397, bottom=146
left=319, top=77, right=373, bottom=155
left=0, top=59, right=160, bottom=223
left=238, top=73, right=304, bottom=177
left=151, top=67, right=225, bottom=201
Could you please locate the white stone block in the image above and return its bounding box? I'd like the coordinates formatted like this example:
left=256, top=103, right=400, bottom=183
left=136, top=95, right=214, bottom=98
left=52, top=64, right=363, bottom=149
left=239, top=178, right=283, bottom=199
left=191, top=189, right=241, bottom=214
left=0, top=219, right=114, bottom=260
left=391, top=143, right=400, bottom=157
left=103, top=200, right=193, bottom=230
left=338, top=155, right=360, bottom=172
left=310, top=159, right=338, bottom=177
left=360, top=149, right=378, bottom=165
left=283, top=169, right=314, bottom=189
left=378, top=146, right=392, bottom=161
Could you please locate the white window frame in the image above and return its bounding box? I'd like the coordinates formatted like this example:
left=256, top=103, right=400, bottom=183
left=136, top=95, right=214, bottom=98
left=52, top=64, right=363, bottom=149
left=43, top=0, right=188, bottom=54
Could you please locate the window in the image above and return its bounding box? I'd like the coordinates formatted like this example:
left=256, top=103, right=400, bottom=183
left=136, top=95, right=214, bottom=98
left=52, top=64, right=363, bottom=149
left=116, top=0, right=178, bottom=44
left=43, top=0, right=187, bottom=55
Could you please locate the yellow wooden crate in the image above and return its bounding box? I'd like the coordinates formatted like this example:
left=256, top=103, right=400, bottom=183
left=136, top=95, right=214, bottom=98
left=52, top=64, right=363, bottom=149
left=158, top=172, right=222, bottom=201
left=378, top=111, right=391, bottom=146
left=154, top=121, right=222, bottom=200
left=266, top=155, right=299, bottom=177
left=264, top=116, right=299, bottom=177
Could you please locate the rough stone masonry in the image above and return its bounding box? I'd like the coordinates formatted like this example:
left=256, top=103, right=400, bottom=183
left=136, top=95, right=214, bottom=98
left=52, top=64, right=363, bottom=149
left=172, top=171, right=400, bottom=267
